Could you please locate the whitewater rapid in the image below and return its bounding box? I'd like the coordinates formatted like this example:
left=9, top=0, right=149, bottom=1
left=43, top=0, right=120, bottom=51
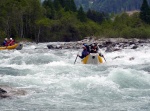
left=0, top=42, right=150, bottom=111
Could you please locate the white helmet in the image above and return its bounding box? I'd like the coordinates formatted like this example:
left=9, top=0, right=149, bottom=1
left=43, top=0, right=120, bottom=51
left=10, top=38, right=13, bottom=40
left=5, top=38, right=8, bottom=40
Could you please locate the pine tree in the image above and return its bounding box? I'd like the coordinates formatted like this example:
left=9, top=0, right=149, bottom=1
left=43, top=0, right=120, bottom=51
left=64, top=0, right=70, bottom=11
left=53, top=0, right=62, bottom=11
left=42, top=0, right=55, bottom=19
left=87, top=9, right=106, bottom=23
left=140, top=0, right=150, bottom=24
left=70, top=0, right=77, bottom=12
left=77, top=6, right=87, bottom=22
left=64, top=0, right=76, bottom=12
left=58, top=0, right=65, bottom=7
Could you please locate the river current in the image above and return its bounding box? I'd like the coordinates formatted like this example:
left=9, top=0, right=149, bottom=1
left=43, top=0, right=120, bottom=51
left=0, top=42, right=150, bottom=111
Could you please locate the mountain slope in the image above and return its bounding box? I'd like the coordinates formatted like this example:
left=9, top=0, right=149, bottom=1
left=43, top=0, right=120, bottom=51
left=74, top=0, right=150, bottom=13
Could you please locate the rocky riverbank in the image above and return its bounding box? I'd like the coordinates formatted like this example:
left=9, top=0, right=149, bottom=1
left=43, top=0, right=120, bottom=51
left=47, top=37, right=150, bottom=52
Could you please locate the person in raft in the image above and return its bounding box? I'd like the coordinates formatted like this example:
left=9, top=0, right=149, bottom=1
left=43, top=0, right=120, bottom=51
left=2, top=38, right=8, bottom=46
left=6, top=38, right=15, bottom=46
left=77, top=45, right=89, bottom=59
left=90, top=43, right=99, bottom=53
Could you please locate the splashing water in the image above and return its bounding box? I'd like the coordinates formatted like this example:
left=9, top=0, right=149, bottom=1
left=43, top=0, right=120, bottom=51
left=0, top=43, right=150, bottom=111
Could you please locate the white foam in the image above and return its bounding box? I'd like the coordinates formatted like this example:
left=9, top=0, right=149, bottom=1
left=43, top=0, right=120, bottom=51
left=0, top=42, right=150, bottom=110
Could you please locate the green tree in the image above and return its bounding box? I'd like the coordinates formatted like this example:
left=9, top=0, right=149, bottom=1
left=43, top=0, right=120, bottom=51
left=35, top=18, right=51, bottom=43
left=42, top=0, right=56, bottom=19
left=140, top=0, right=150, bottom=24
left=64, top=0, right=76, bottom=12
left=77, top=6, right=87, bottom=22
left=53, top=0, right=62, bottom=11
left=87, top=9, right=106, bottom=23
left=58, top=0, right=65, bottom=7
left=23, top=0, right=44, bottom=40
left=70, top=0, right=77, bottom=12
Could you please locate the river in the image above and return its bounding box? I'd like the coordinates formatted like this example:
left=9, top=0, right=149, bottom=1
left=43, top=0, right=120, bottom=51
left=0, top=42, right=150, bottom=111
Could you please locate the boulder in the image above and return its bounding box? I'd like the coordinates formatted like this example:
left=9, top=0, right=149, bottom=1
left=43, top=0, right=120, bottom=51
left=47, top=45, right=54, bottom=49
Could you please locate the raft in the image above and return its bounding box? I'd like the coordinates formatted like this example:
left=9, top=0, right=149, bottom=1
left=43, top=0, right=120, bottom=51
left=0, top=44, right=23, bottom=50
left=82, top=53, right=104, bottom=64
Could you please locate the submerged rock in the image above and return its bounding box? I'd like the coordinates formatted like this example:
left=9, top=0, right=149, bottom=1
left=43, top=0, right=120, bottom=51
left=0, top=88, right=7, bottom=94
left=0, top=85, right=27, bottom=99
left=129, top=57, right=135, bottom=61
left=0, top=88, right=9, bottom=99
left=112, top=56, right=124, bottom=60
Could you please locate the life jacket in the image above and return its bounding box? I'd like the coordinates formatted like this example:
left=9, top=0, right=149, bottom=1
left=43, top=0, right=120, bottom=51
left=9, top=40, right=15, bottom=46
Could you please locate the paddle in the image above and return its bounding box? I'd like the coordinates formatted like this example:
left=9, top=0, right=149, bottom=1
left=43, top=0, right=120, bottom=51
left=74, top=52, right=79, bottom=64
left=5, top=41, right=12, bottom=49
left=5, top=45, right=8, bottom=49
left=99, top=52, right=106, bottom=62
left=74, top=55, right=78, bottom=64
left=102, top=55, right=106, bottom=62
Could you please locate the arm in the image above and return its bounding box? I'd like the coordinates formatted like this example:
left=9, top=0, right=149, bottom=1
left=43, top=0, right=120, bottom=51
left=78, top=54, right=84, bottom=59
left=78, top=51, right=87, bottom=59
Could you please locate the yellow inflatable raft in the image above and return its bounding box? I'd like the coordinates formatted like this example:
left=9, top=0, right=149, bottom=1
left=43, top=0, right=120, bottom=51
left=0, top=44, right=22, bottom=50
left=82, top=53, right=104, bottom=64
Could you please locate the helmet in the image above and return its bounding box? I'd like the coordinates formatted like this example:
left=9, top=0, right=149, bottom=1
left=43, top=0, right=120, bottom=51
left=83, top=43, right=87, bottom=46
left=82, top=45, right=86, bottom=48
left=10, top=38, right=13, bottom=40
left=5, top=38, right=8, bottom=40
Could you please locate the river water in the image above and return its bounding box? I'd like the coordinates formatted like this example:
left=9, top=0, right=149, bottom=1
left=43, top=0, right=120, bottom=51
left=0, top=42, right=150, bottom=111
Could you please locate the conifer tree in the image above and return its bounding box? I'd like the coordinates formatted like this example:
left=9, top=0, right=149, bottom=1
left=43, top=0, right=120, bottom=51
left=43, top=0, right=55, bottom=19
left=58, top=0, right=65, bottom=7
left=64, top=0, right=70, bottom=11
left=53, top=0, right=62, bottom=11
left=140, top=0, right=150, bottom=24
left=63, top=0, right=76, bottom=12
left=77, top=6, right=87, bottom=22
left=70, top=0, right=77, bottom=12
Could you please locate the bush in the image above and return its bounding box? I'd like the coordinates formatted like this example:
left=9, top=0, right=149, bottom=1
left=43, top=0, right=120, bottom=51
left=121, top=27, right=150, bottom=38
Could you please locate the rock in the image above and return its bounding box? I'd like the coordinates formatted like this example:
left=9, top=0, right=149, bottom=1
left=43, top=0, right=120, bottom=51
left=0, top=88, right=9, bottom=99
left=0, top=94, right=10, bottom=98
left=0, top=85, right=27, bottom=99
left=131, top=45, right=138, bottom=49
left=129, top=57, right=135, bottom=60
left=46, top=38, right=150, bottom=50
left=112, top=56, right=124, bottom=60
left=105, top=44, right=121, bottom=52
left=56, top=45, right=62, bottom=49
left=0, top=88, right=7, bottom=94
left=47, top=45, right=54, bottom=49
left=16, top=44, right=23, bottom=50
left=129, top=41, right=135, bottom=45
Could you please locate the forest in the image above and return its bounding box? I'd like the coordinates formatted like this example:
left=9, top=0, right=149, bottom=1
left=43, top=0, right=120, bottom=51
left=0, top=0, right=150, bottom=43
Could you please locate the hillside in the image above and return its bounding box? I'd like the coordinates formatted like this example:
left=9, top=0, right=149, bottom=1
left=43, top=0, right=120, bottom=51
left=74, top=0, right=150, bottom=13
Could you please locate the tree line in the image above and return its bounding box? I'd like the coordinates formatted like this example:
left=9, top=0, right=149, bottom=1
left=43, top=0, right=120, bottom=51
left=0, top=0, right=108, bottom=42
left=0, top=0, right=150, bottom=43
